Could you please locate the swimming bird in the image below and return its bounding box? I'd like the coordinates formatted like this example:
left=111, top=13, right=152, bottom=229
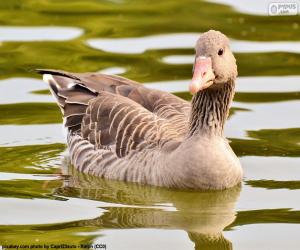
left=38, top=30, right=243, bottom=190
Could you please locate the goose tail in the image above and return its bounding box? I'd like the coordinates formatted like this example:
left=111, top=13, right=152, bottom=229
left=37, top=69, right=97, bottom=132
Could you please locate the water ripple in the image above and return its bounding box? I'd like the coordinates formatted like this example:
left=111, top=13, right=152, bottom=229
left=87, top=33, right=300, bottom=54
left=0, top=26, right=83, bottom=42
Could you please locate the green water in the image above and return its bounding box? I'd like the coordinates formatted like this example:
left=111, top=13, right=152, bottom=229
left=0, top=0, right=300, bottom=249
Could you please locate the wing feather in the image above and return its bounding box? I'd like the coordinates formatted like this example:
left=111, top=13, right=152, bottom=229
left=81, top=92, right=181, bottom=158
left=37, top=69, right=190, bottom=130
left=38, top=69, right=190, bottom=161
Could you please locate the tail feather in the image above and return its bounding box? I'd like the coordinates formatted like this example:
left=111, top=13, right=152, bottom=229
left=38, top=70, right=97, bottom=132
left=36, top=68, right=143, bottom=133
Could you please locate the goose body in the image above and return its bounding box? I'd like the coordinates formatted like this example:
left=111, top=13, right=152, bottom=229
left=39, top=30, right=243, bottom=190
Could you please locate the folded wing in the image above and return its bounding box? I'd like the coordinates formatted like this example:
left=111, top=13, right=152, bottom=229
left=38, top=69, right=189, bottom=159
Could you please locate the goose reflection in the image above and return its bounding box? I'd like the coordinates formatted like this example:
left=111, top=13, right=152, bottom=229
left=55, top=166, right=241, bottom=250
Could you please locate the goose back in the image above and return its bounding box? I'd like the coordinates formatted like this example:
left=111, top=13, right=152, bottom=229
left=37, top=69, right=191, bottom=182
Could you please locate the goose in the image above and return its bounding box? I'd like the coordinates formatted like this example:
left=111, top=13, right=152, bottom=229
left=38, top=30, right=243, bottom=190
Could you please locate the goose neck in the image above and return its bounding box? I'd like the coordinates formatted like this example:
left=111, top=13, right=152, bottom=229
left=188, top=81, right=235, bottom=136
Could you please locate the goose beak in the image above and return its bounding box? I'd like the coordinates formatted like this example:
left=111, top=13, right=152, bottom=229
left=189, top=56, right=215, bottom=94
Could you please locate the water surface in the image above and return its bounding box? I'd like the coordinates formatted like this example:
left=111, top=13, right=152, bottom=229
left=0, top=0, right=299, bottom=249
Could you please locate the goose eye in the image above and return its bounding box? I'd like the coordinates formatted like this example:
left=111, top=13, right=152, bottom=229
left=218, top=48, right=224, bottom=56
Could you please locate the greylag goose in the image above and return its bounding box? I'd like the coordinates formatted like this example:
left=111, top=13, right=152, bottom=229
left=38, top=30, right=243, bottom=190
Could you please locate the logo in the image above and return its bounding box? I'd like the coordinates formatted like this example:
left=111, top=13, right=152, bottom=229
left=269, top=2, right=298, bottom=16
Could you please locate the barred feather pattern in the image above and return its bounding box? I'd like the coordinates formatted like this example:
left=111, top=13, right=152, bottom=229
left=38, top=69, right=241, bottom=189
left=189, top=81, right=235, bottom=136
left=37, top=70, right=192, bottom=185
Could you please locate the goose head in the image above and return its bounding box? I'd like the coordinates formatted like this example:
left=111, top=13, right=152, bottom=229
left=189, top=30, right=237, bottom=94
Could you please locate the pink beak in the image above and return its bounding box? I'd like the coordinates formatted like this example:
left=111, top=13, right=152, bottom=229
left=189, top=57, right=215, bottom=94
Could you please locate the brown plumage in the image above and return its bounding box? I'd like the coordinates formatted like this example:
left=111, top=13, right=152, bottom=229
left=38, top=30, right=243, bottom=190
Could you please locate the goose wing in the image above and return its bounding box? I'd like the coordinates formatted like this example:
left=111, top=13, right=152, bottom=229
left=38, top=69, right=188, bottom=158
left=81, top=91, right=181, bottom=157
left=37, top=69, right=190, bottom=132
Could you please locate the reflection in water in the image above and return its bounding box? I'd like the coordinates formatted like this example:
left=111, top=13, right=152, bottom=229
left=0, top=124, right=64, bottom=146
left=0, top=172, right=59, bottom=181
left=241, top=156, right=300, bottom=181
left=144, top=76, right=300, bottom=93
left=87, top=33, right=199, bottom=54
left=0, top=78, right=52, bottom=104
left=206, top=0, right=272, bottom=16
left=0, top=197, right=102, bottom=225
left=0, top=26, right=83, bottom=42
left=98, top=67, right=127, bottom=75
left=0, top=0, right=298, bottom=248
left=87, top=33, right=300, bottom=54
left=2, top=76, right=299, bottom=106
left=226, top=102, right=300, bottom=139
left=55, top=166, right=241, bottom=249
left=231, top=128, right=300, bottom=157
